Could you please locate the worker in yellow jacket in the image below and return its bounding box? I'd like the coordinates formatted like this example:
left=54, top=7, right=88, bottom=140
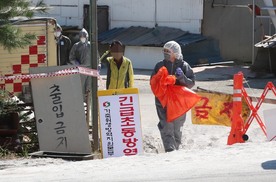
left=98, top=40, right=134, bottom=89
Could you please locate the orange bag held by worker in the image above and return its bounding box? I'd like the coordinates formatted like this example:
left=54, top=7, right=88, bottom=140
left=150, top=66, right=201, bottom=122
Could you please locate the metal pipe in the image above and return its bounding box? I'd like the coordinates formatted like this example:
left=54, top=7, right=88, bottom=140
left=256, top=15, right=276, bottom=18
left=212, top=4, right=248, bottom=8
left=155, top=0, right=158, bottom=27
left=260, top=6, right=276, bottom=10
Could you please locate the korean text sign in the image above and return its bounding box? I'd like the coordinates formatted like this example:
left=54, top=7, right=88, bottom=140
left=98, top=88, right=143, bottom=158
left=191, top=91, right=250, bottom=126
left=30, top=66, right=91, bottom=154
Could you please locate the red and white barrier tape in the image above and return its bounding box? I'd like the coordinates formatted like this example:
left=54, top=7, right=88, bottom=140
left=0, top=66, right=99, bottom=81
left=77, top=66, right=99, bottom=77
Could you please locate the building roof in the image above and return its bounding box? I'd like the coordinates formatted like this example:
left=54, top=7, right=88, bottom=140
left=98, top=26, right=223, bottom=65
left=98, top=26, right=206, bottom=47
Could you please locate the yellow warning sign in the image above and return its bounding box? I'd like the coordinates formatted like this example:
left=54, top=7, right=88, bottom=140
left=191, top=91, right=250, bottom=126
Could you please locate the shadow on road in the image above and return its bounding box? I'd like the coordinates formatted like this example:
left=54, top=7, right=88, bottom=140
left=262, top=160, right=276, bottom=170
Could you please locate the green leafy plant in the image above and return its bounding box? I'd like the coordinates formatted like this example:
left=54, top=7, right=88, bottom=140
left=0, top=146, right=12, bottom=157
left=0, top=89, right=39, bottom=157
left=0, top=89, right=23, bottom=117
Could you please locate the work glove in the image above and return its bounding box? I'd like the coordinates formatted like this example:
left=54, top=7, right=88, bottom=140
left=175, top=67, right=190, bottom=86
left=175, top=67, right=184, bottom=80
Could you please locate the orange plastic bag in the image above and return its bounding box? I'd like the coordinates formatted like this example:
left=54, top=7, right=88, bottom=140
left=166, top=85, right=201, bottom=122
left=150, top=67, right=170, bottom=107
left=150, top=66, right=201, bottom=122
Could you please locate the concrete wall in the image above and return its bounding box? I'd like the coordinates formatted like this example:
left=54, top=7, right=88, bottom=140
left=202, top=0, right=274, bottom=63
left=124, top=46, right=163, bottom=70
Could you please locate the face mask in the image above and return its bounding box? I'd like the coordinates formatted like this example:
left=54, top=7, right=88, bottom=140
left=54, top=31, right=61, bottom=37
left=164, top=52, right=171, bottom=61
left=80, top=38, right=86, bottom=43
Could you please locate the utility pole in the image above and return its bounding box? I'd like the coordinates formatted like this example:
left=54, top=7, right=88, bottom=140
left=89, top=0, right=99, bottom=152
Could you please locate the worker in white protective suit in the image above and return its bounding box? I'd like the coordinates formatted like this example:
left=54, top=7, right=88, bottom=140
left=69, top=28, right=92, bottom=99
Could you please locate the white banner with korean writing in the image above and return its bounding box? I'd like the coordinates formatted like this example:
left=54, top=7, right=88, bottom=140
left=98, top=88, right=143, bottom=158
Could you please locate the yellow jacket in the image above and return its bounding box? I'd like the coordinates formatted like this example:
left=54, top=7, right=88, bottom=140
left=104, top=56, right=134, bottom=89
